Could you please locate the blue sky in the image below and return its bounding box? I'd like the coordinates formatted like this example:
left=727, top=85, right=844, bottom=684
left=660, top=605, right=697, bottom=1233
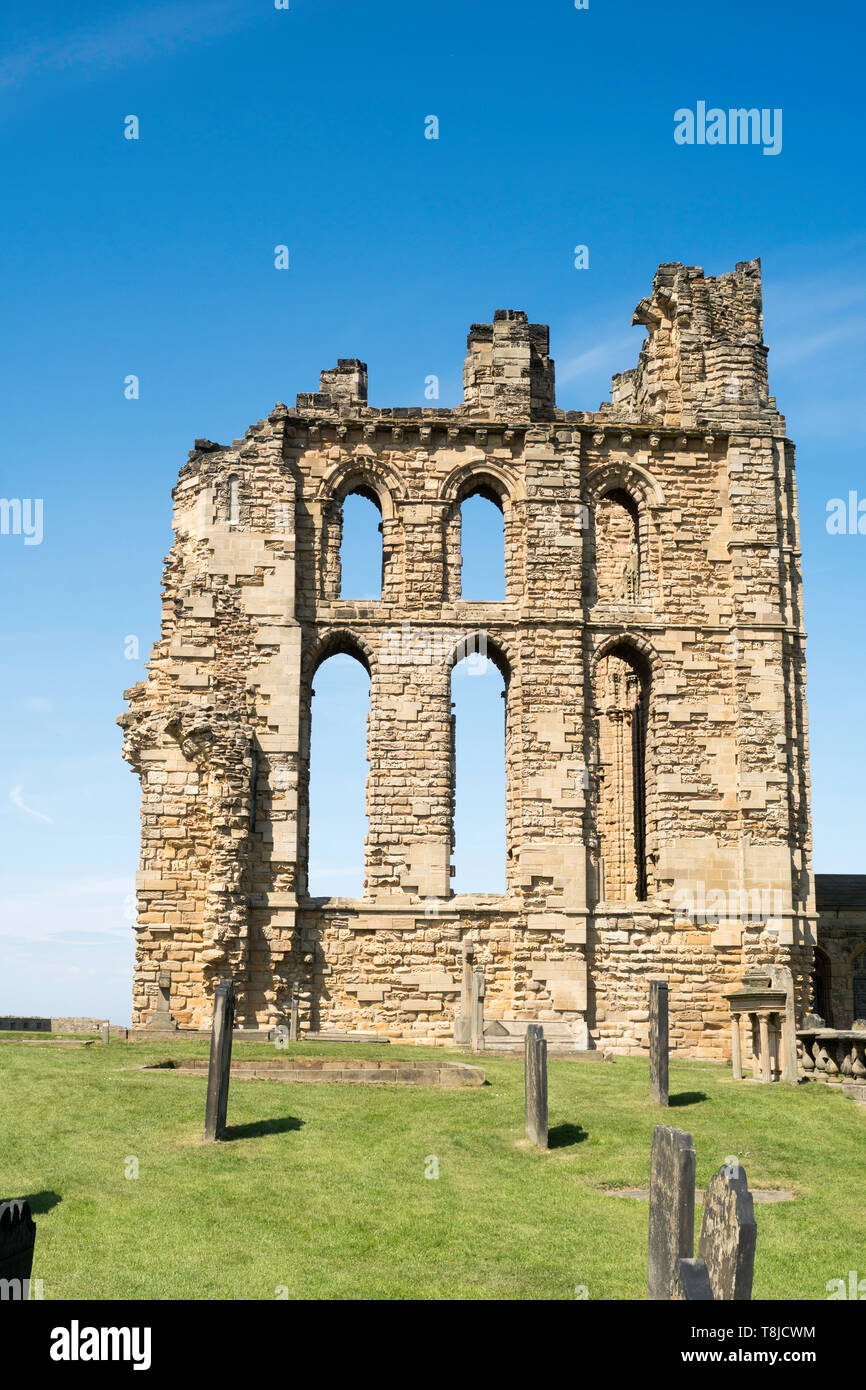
left=1, top=0, right=864, bottom=1023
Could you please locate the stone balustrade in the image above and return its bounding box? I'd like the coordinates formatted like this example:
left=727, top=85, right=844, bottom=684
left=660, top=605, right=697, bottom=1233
left=797, top=1027, right=866, bottom=1082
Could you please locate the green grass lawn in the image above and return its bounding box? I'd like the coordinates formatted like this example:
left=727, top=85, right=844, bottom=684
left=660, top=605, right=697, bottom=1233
left=1, top=1034, right=863, bottom=1300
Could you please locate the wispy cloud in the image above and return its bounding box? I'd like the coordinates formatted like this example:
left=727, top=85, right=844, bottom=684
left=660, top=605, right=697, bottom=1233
left=0, top=875, right=134, bottom=941
left=9, top=785, right=52, bottom=823
left=764, top=270, right=866, bottom=368
left=0, top=1, right=255, bottom=92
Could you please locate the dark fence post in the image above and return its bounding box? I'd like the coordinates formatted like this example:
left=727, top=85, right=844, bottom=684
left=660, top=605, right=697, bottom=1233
left=650, top=979, right=669, bottom=1106
left=524, top=1024, right=548, bottom=1149
left=204, top=977, right=235, bottom=1142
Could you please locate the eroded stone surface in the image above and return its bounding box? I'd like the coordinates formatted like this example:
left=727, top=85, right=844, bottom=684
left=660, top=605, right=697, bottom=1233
left=698, top=1164, right=757, bottom=1300
left=119, top=261, right=816, bottom=1056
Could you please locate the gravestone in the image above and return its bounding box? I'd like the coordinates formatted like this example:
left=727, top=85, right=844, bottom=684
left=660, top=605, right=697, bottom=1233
left=151, top=969, right=178, bottom=1031
left=670, top=1256, right=714, bottom=1301
left=649, top=979, right=669, bottom=1106
left=647, top=1125, right=696, bottom=1300
left=0, top=1199, right=36, bottom=1289
left=524, top=1024, right=548, bottom=1148
left=470, top=967, right=485, bottom=1054
left=698, top=1163, right=757, bottom=1300
left=453, top=938, right=474, bottom=1045
left=204, top=977, right=235, bottom=1142
left=101, top=1023, right=110, bottom=1045
left=289, top=982, right=300, bottom=1043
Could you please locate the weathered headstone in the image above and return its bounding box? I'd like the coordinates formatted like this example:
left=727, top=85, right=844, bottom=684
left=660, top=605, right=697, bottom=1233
left=470, top=966, right=485, bottom=1054
left=698, top=1163, right=757, bottom=1300
left=649, top=978, right=669, bottom=1106
left=670, top=1256, right=714, bottom=1301
left=453, top=937, right=474, bottom=1045
left=101, top=1022, right=110, bottom=1045
left=289, top=982, right=300, bottom=1042
left=0, top=1199, right=36, bottom=1292
left=204, top=977, right=235, bottom=1142
left=524, top=1024, right=548, bottom=1148
left=647, top=1125, right=696, bottom=1300
left=152, top=969, right=178, bottom=1031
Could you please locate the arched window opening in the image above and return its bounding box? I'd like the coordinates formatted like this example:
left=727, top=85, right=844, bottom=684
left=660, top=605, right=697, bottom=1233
left=812, top=947, right=832, bottom=1025
left=340, top=489, right=383, bottom=599
left=596, top=645, right=649, bottom=902
left=307, top=651, right=370, bottom=897
left=853, top=952, right=866, bottom=1024
left=594, top=489, right=639, bottom=604
left=450, top=646, right=506, bottom=892
left=228, top=474, right=240, bottom=526
left=459, top=489, right=505, bottom=600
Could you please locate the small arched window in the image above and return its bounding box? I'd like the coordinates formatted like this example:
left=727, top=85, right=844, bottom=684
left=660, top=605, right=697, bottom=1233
left=228, top=474, right=240, bottom=526
left=812, top=947, right=832, bottom=1024
left=339, top=488, right=383, bottom=599
left=458, top=486, right=505, bottom=600
left=450, top=640, right=507, bottom=891
left=593, top=489, right=640, bottom=604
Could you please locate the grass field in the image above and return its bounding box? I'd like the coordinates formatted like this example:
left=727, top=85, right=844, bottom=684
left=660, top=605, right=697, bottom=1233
left=1, top=1034, right=863, bottom=1300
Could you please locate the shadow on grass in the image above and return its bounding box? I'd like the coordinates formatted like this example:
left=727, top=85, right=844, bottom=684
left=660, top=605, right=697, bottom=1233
left=669, top=1092, right=708, bottom=1108
left=547, top=1123, right=588, bottom=1149
left=25, top=1191, right=63, bottom=1214
left=222, top=1117, right=304, bottom=1141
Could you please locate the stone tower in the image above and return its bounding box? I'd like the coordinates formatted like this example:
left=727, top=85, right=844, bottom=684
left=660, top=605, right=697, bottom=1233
left=120, top=259, right=816, bottom=1057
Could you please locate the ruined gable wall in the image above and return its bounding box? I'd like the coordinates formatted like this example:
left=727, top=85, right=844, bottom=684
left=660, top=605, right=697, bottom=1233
left=121, top=268, right=815, bottom=1056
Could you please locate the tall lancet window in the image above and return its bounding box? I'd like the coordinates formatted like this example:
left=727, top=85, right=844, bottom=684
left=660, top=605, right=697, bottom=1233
left=595, top=645, right=649, bottom=902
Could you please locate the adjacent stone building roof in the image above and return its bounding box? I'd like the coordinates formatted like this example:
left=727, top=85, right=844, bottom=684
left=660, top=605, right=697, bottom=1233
left=815, top=875, right=866, bottom=912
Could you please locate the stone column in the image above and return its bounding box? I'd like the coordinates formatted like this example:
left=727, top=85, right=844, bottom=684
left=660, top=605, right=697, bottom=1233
left=650, top=979, right=669, bottom=1106
left=768, top=965, right=798, bottom=1084
left=731, top=1012, right=742, bottom=1081
left=758, top=1014, right=771, bottom=1083
left=524, top=1024, right=548, bottom=1148
left=204, top=977, right=235, bottom=1142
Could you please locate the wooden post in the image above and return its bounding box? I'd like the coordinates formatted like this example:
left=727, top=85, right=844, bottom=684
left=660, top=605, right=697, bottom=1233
left=289, top=982, right=300, bottom=1042
left=649, top=979, right=669, bottom=1106
left=524, top=1024, right=548, bottom=1148
left=731, top=1012, right=742, bottom=1081
left=204, top=977, right=235, bottom=1142
left=470, top=967, right=485, bottom=1053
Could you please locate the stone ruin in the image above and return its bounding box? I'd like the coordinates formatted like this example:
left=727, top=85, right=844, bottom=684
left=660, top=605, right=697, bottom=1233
left=119, top=259, right=816, bottom=1056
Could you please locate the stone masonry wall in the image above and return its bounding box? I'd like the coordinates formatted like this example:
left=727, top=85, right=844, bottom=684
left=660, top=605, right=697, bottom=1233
left=120, top=260, right=816, bottom=1056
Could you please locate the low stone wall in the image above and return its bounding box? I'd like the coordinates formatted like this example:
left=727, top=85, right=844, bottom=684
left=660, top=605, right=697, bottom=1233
left=50, top=1017, right=108, bottom=1034
left=149, top=1056, right=486, bottom=1087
